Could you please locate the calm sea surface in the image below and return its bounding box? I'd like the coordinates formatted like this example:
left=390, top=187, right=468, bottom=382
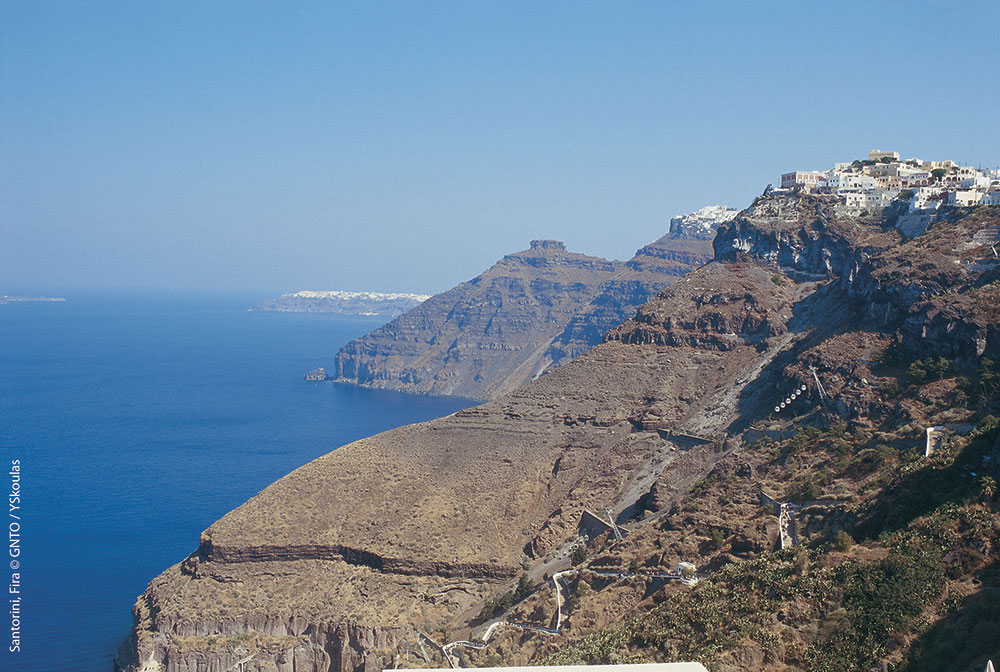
left=0, top=294, right=474, bottom=672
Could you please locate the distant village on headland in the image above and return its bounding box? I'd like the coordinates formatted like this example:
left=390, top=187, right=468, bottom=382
left=0, top=295, right=66, bottom=305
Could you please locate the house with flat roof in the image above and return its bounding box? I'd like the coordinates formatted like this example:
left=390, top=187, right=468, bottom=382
left=869, top=149, right=900, bottom=161
left=780, top=171, right=825, bottom=189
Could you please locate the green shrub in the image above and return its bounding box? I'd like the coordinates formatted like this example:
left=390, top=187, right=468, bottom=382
left=979, top=475, right=997, bottom=501
left=833, top=530, right=854, bottom=552
left=965, top=358, right=999, bottom=401
left=874, top=343, right=904, bottom=368
left=476, top=573, right=535, bottom=622
left=905, top=357, right=952, bottom=385
left=807, top=540, right=944, bottom=671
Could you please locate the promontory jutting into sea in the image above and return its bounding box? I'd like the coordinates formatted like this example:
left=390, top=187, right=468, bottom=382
left=112, top=149, right=1000, bottom=672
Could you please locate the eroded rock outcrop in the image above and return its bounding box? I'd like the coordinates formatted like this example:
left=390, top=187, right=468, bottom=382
left=333, top=240, right=625, bottom=400
left=541, top=233, right=717, bottom=367
left=335, top=223, right=723, bottom=401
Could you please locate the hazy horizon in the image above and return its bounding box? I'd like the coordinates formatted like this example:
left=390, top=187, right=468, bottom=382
left=3, top=1, right=999, bottom=296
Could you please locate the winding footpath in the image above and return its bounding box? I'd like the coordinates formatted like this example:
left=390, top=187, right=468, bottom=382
left=433, top=565, right=700, bottom=668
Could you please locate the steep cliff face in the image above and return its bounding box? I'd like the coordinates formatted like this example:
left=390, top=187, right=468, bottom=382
left=542, top=234, right=716, bottom=366
left=711, top=193, right=894, bottom=278
left=335, top=226, right=721, bottom=401
left=120, top=194, right=1000, bottom=672
left=840, top=206, right=1000, bottom=360
left=332, top=239, right=625, bottom=400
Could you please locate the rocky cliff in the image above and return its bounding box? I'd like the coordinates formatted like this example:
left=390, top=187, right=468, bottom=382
left=334, top=223, right=724, bottom=401
left=119, top=194, right=1000, bottom=672
left=541, top=230, right=720, bottom=368
left=332, top=240, right=625, bottom=400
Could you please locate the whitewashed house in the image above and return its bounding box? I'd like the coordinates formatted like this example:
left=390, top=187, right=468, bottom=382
left=866, top=190, right=898, bottom=208
left=869, top=149, right=900, bottom=161
left=780, top=171, right=826, bottom=189
left=961, top=174, right=992, bottom=190
left=837, top=174, right=879, bottom=191
left=947, top=190, right=984, bottom=207
left=910, top=186, right=944, bottom=211
left=843, top=191, right=867, bottom=209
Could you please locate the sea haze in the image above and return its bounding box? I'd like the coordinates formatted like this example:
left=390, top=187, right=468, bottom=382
left=0, top=294, right=474, bottom=672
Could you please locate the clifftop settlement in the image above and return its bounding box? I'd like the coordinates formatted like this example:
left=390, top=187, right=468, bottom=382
left=779, top=148, right=1000, bottom=213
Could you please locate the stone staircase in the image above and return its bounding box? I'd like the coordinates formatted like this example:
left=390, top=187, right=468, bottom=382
left=972, top=226, right=1000, bottom=246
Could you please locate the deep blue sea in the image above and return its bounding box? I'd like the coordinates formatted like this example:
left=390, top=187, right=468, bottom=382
left=0, top=294, right=473, bottom=672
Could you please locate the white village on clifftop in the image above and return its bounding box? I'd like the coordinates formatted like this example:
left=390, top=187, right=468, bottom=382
left=779, top=149, right=1000, bottom=234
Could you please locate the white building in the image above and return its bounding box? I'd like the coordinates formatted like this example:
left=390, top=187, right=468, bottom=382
left=948, top=190, right=984, bottom=207
left=941, top=166, right=980, bottom=186
left=911, top=186, right=944, bottom=210
left=901, top=171, right=933, bottom=188
left=961, top=174, right=992, bottom=190
left=843, top=191, right=867, bottom=209
left=983, top=192, right=1000, bottom=205
left=869, top=149, right=900, bottom=161
left=835, top=174, right=879, bottom=191
left=866, top=190, right=898, bottom=208
left=781, top=171, right=826, bottom=189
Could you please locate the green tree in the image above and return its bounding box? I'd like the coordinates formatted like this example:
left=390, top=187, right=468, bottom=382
left=932, top=168, right=948, bottom=181
left=513, top=574, right=533, bottom=601
left=980, top=476, right=997, bottom=502
left=571, top=544, right=587, bottom=566
left=875, top=342, right=904, bottom=367
left=833, top=530, right=854, bottom=552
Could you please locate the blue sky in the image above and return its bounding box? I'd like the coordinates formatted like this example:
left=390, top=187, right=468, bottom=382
left=2, top=1, right=999, bottom=295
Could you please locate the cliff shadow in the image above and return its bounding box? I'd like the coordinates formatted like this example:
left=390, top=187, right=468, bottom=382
left=850, top=423, right=997, bottom=540
left=899, top=559, right=1000, bottom=672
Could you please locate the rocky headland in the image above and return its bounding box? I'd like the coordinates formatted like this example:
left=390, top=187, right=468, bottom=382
left=117, top=192, right=1000, bottom=672
left=333, top=216, right=733, bottom=401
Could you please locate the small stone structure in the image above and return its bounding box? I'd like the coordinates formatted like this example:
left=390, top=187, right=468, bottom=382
left=579, top=510, right=618, bottom=541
